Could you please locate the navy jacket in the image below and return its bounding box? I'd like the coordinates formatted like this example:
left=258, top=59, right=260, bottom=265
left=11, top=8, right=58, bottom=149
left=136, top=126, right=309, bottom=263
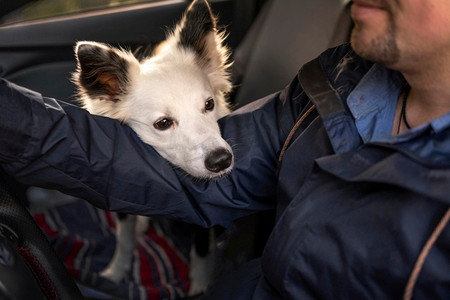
left=0, top=44, right=449, bottom=298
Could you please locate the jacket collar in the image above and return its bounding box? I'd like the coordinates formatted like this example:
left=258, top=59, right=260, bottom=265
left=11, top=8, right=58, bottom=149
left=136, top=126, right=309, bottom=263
left=298, top=44, right=450, bottom=202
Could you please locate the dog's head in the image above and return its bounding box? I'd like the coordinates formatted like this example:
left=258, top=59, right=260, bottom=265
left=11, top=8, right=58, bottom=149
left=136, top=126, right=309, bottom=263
left=73, top=0, right=233, bottom=179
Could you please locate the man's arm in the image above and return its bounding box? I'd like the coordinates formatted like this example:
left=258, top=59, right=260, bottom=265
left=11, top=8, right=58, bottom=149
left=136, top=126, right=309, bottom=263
left=0, top=78, right=301, bottom=227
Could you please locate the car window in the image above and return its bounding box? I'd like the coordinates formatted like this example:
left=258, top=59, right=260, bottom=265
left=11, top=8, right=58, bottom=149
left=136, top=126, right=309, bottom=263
left=0, top=0, right=176, bottom=26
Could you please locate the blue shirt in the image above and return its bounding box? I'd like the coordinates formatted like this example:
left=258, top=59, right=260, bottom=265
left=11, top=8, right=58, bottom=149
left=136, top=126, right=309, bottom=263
left=347, top=64, right=450, bottom=162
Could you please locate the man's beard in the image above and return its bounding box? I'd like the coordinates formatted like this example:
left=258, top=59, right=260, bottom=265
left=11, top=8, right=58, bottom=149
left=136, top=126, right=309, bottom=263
left=351, top=17, right=400, bottom=66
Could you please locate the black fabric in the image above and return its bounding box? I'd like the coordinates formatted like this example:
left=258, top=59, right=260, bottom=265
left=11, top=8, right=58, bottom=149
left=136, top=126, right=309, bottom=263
left=0, top=230, right=45, bottom=299
left=204, top=259, right=263, bottom=300
left=0, top=172, right=83, bottom=299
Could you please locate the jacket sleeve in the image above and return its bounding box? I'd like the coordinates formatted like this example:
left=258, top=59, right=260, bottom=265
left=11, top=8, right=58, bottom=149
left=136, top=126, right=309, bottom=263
left=0, top=78, right=302, bottom=227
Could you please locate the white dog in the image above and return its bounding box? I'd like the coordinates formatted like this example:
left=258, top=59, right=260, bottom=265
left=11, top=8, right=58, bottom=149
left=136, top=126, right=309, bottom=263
left=74, top=2, right=233, bottom=180
left=72, top=0, right=233, bottom=294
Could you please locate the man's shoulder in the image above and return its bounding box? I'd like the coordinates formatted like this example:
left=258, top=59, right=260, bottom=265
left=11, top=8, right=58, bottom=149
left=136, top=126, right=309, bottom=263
left=316, top=43, right=374, bottom=99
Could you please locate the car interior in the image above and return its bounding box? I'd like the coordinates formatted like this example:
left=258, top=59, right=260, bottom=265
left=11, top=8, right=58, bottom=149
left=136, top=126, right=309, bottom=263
left=0, top=0, right=352, bottom=298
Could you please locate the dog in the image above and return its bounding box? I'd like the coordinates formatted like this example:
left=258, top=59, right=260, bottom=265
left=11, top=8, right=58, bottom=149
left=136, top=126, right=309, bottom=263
left=72, top=0, right=233, bottom=294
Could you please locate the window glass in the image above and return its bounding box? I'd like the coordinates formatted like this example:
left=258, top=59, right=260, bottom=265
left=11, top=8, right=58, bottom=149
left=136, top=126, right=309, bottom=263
left=1, top=0, right=172, bottom=26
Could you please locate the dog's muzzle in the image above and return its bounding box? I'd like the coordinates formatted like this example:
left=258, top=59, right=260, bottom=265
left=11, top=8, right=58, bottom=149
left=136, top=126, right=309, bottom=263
left=205, top=148, right=232, bottom=173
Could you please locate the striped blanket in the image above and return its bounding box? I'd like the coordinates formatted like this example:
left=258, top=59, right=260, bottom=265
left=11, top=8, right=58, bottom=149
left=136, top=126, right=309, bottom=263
left=33, top=198, right=191, bottom=299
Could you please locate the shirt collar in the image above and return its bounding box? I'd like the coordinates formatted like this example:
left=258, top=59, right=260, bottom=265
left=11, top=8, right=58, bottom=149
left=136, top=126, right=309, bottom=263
left=347, top=64, right=404, bottom=143
left=346, top=63, right=450, bottom=144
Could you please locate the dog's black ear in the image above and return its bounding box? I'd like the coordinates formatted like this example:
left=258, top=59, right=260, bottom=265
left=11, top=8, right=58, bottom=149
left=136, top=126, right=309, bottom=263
left=178, top=0, right=217, bottom=57
left=175, top=0, right=232, bottom=95
left=73, top=41, right=138, bottom=102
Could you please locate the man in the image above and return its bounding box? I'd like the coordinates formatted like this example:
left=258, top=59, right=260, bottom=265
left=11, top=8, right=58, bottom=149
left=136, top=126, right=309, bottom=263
left=351, top=0, right=450, bottom=132
left=0, top=0, right=449, bottom=299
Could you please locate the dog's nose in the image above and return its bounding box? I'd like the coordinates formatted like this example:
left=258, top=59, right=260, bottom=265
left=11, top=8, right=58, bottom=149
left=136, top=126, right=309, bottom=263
left=205, top=148, right=232, bottom=173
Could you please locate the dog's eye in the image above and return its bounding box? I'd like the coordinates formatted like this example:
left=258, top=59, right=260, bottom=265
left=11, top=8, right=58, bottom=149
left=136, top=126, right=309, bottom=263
left=205, top=98, right=215, bottom=112
left=154, top=118, right=174, bottom=130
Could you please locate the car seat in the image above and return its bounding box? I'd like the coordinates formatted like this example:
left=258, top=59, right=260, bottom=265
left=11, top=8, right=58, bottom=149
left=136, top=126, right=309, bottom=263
left=0, top=171, right=84, bottom=299
left=231, top=0, right=352, bottom=107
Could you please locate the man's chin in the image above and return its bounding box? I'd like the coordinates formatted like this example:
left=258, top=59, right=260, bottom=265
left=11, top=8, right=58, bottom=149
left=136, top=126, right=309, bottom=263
left=350, top=29, right=399, bottom=67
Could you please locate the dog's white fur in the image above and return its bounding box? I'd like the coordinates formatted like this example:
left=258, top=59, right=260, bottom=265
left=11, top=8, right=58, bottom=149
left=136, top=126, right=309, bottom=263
left=74, top=4, right=232, bottom=179
left=71, top=0, right=233, bottom=294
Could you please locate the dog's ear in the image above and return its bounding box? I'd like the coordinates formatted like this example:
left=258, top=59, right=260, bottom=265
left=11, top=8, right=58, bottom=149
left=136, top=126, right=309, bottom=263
left=175, top=0, right=231, bottom=94
left=73, top=41, right=139, bottom=102
left=178, top=0, right=217, bottom=57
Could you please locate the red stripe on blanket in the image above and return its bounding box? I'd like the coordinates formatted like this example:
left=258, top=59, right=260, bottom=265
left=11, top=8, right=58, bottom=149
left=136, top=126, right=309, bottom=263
left=138, top=247, right=161, bottom=299
left=65, top=238, right=84, bottom=269
left=66, top=265, right=81, bottom=279
left=147, top=227, right=190, bottom=292
left=33, top=213, right=59, bottom=238
left=105, top=211, right=116, bottom=229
